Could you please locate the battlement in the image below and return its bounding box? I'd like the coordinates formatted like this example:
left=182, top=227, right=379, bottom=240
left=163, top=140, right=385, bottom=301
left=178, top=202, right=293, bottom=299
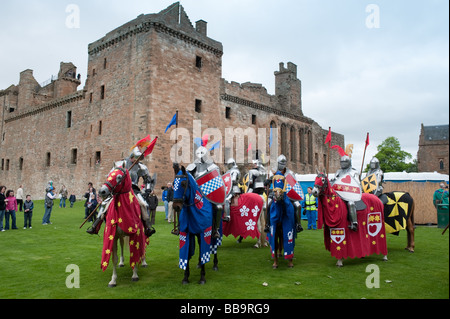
left=88, top=2, right=222, bottom=56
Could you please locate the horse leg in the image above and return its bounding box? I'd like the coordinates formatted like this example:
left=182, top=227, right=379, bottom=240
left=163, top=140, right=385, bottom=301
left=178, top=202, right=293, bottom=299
left=336, top=259, right=343, bottom=267
left=405, top=202, right=415, bottom=253
left=182, top=261, right=190, bottom=285
left=108, top=238, right=118, bottom=287
left=131, top=266, right=139, bottom=282
left=141, top=255, right=148, bottom=268
left=212, top=253, right=218, bottom=271
left=118, top=235, right=126, bottom=267
left=199, top=263, right=206, bottom=285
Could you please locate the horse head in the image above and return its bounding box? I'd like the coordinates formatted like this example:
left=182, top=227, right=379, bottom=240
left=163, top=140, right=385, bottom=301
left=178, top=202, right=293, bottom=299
left=172, top=163, right=188, bottom=213
left=98, top=167, right=129, bottom=200
left=272, top=171, right=287, bottom=202
left=312, top=172, right=328, bottom=197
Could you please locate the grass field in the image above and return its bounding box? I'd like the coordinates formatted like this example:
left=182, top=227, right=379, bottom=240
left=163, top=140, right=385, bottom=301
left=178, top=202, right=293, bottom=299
left=0, top=200, right=448, bottom=300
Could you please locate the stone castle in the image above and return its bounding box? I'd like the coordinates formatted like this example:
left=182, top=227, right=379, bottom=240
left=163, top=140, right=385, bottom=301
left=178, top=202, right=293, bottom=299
left=0, top=2, right=344, bottom=198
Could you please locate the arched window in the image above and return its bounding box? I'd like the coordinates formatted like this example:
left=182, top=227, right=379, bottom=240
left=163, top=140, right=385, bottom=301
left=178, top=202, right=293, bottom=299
left=290, top=126, right=297, bottom=162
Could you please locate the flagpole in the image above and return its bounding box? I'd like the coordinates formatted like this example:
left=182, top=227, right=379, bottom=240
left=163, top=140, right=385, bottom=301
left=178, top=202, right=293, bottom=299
left=359, top=132, right=369, bottom=180
left=326, top=127, right=331, bottom=178
left=175, top=110, right=178, bottom=164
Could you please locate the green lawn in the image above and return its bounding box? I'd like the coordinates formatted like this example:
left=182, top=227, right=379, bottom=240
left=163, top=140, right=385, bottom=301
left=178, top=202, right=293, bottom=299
left=0, top=200, right=448, bottom=299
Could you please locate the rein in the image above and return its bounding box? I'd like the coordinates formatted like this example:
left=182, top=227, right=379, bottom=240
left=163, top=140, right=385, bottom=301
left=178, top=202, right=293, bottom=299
left=174, top=173, right=202, bottom=207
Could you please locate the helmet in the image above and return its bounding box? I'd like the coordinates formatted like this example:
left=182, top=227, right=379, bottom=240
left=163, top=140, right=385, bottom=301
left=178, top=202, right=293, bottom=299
left=340, top=155, right=351, bottom=170
left=130, top=147, right=142, bottom=160
left=195, top=146, right=208, bottom=162
left=370, top=157, right=380, bottom=170
left=277, top=154, right=287, bottom=171
left=226, top=158, right=236, bottom=170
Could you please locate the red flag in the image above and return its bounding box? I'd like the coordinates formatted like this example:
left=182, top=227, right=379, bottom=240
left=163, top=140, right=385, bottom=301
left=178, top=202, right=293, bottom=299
left=324, top=127, right=331, bottom=146
left=365, top=132, right=370, bottom=149
left=247, top=143, right=252, bottom=153
left=201, top=134, right=209, bottom=147
left=331, top=145, right=348, bottom=157
left=143, top=136, right=158, bottom=157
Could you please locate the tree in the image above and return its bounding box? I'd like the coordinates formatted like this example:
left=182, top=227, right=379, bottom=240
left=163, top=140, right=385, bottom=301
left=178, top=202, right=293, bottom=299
left=365, top=136, right=417, bottom=172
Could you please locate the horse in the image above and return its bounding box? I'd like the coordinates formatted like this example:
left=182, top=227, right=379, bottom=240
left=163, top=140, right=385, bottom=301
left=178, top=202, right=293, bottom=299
left=172, top=165, right=220, bottom=284
left=97, top=167, right=148, bottom=287
left=379, top=191, right=415, bottom=252
left=223, top=192, right=264, bottom=245
left=268, top=172, right=296, bottom=269
left=312, top=173, right=388, bottom=267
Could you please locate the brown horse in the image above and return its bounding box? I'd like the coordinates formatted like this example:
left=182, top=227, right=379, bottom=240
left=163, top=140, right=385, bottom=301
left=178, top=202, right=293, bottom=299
left=312, top=173, right=388, bottom=267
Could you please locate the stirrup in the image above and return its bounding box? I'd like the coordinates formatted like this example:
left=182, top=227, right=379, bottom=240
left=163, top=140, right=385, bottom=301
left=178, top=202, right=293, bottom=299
left=171, top=228, right=180, bottom=236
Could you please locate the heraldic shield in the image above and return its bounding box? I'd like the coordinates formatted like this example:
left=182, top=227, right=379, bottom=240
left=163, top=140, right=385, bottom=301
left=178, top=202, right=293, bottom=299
left=222, top=172, right=232, bottom=197
left=367, top=212, right=383, bottom=237
left=196, top=169, right=226, bottom=205
left=285, top=172, right=304, bottom=201
left=332, top=174, right=362, bottom=202
left=361, top=173, right=378, bottom=194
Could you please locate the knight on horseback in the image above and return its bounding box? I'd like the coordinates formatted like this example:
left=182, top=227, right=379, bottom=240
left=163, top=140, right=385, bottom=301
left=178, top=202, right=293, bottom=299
left=186, top=145, right=224, bottom=239
left=264, top=154, right=303, bottom=234
left=365, top=157, right=387, bottom=203
left=223, top=158, right=241, bottom=222
left=87, top=147, right=156, bottom=237
left=330, top=155, right=362, bottom=231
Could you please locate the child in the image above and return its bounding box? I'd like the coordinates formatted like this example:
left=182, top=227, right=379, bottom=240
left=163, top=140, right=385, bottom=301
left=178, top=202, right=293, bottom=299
left=69, top=193, right=76, bottom=208
left=86, top=193, right=98, bottom=221
left=5, top=190, right=18, bottom=230
left=23, top=195, right=34, bottom=229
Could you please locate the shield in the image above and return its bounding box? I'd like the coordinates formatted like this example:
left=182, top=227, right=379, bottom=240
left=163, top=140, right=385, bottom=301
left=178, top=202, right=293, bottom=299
left=361, top=173, right=378, bottom=194
left=285, top=172, right=304, bottom=201
left=196, top=169, right=226, bottom=204
left=332, top=174, right=362, bottom=202
left=367, top=212, right=382, bottom=237
left=241, top=173, right=249, bottom=193
left=330, top=228, right=345, bottom=244
left=222, top=172, right=232, bottom=197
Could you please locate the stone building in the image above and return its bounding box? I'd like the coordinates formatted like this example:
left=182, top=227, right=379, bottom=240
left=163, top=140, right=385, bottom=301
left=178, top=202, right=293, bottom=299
left=417, top=123, right=449, bottom=175
left=0, top=2, right=344, bottom=198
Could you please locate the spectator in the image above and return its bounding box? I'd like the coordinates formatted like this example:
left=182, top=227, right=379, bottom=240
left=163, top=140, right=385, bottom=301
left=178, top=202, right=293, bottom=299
left=86, top=193, right=98, bottom=221
left=84, top=182, right=96, bottom=220
left=433, top=182, right=449, bottom=210
left=166, top=182, right=174, bottom=223
left=0, top=186, right=7, bottom=231
left=59, top=185, right=68, bottom=208
left=148, top=190, right=158, bottom=226
left=69, top=193, right=76, bottom=208
left=16, top=185, right=24, bottom=212
left=5, top=189, right=18, bottom=230
left=302, top=187, right=318, bottom=230
left=23, top=195, right=34, bottom=229
left=43, top=187, right=57, bottom=225
left=162, top=186, right=168, bottom=221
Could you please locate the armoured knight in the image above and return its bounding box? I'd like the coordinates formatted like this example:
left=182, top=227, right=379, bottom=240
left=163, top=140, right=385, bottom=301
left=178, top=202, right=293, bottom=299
left=186, top=145, right=223, bottom=239
left=87, top=147, right=156, bottom=236
left=366, top=157, right=384, bottom=196
left=331, top=155, right=361, bottom=231
left=264, top=154, right=304, bottom=233
left=223, top=158, right=241, bottom=222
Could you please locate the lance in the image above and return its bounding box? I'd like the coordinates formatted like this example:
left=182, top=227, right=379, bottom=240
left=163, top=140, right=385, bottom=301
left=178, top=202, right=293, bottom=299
left=359, top=132, right=370, bottom=180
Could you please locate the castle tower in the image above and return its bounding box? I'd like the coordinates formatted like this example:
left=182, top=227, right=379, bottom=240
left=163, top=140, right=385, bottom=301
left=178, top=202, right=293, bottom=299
left=274, top=62, right=302, bottom=115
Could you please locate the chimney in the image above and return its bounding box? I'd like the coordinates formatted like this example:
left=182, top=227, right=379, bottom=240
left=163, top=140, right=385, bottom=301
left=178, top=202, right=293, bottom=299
left=196, top=20, right=207, bottom=36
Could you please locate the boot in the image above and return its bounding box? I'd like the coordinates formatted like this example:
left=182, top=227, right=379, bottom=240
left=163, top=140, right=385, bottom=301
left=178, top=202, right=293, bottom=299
left=86, top=217, right=103, bottom=235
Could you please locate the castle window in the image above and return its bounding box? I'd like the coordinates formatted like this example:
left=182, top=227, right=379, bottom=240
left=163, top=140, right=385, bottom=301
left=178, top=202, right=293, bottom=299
left=66, top=111, right=72, bottom=128
left=71, top=149, right=78, bottom=165
left=95, top=151, right=101, bottom=165
left=103, top=58, right=107, bottom=69
left=196, top=56, right=202, bottom=69
left=195, top=99, right=202, bottom=113
left=98, top=120, right=102, bottom=135
left=100, top=85, right=105, bottom=99
left=252, top=114, right=256, bottom=125
left=5, top=159, right=9, bottom=171
left=1, top=159, right=3, bottom=170
left=19, top=157, right=23, bottom=170
left=225, top=107, right=231, bottom=119
left=93, top=68, right=96, bottom=76
left=439, top=159, right=444, bottom=170
left=46, top=153, right=51, bottom=167
left=89, top=92, right=93, bottom=103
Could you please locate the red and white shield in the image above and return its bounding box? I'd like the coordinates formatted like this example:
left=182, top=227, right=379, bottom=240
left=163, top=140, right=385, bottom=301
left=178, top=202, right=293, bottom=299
left=179, top=231, right=187, bottom=249
left=285, top=172, right=304, bottom=201
left=330, top=228, right=345, bottom=244
left=367, top=212, right=382, bottom=237
left=332, top=174, right=362, bottom=202
left=222, top=172, right=232, bottom=197
left=196, top=168, right=226, bottom=205
left=204, top=226, right=212, bottom=245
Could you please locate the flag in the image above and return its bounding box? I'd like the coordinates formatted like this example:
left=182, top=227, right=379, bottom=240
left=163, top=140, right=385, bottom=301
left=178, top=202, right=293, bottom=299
left=331, top=145, right=348, bottom=157
left=324, top=127, right=332, bottom=146
left=143, top=136, right=158, bottom=157
left=209, top=140, right=221, bottom=151
left=365, top=132, right=370, bottom=149
left=269, top=126, right=273, bottom=148
left=164, top=113, right=177, bottom=133
left=131, top=135, right=151, bottom=151
left=201, top=134, right=209, bottom=147
left=247, top=143, right=252, bottom=153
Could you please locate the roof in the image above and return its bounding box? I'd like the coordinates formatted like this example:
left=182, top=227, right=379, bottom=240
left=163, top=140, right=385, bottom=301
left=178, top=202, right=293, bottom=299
left=423, top=124, right=449, bottom=141
left=295, top=172, right=449, bottom=183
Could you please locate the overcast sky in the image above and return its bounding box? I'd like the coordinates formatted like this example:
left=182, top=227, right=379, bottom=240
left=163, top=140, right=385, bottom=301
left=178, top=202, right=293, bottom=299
left=1, top=0, right=448, bottom=171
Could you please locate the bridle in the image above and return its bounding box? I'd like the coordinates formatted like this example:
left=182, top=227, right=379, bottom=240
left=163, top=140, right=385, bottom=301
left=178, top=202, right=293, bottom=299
left=173, top=173, right=201, bottom=208
left=313, top=173, right=330, bottom=197
left=103, top=167, right=128, bottom=196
